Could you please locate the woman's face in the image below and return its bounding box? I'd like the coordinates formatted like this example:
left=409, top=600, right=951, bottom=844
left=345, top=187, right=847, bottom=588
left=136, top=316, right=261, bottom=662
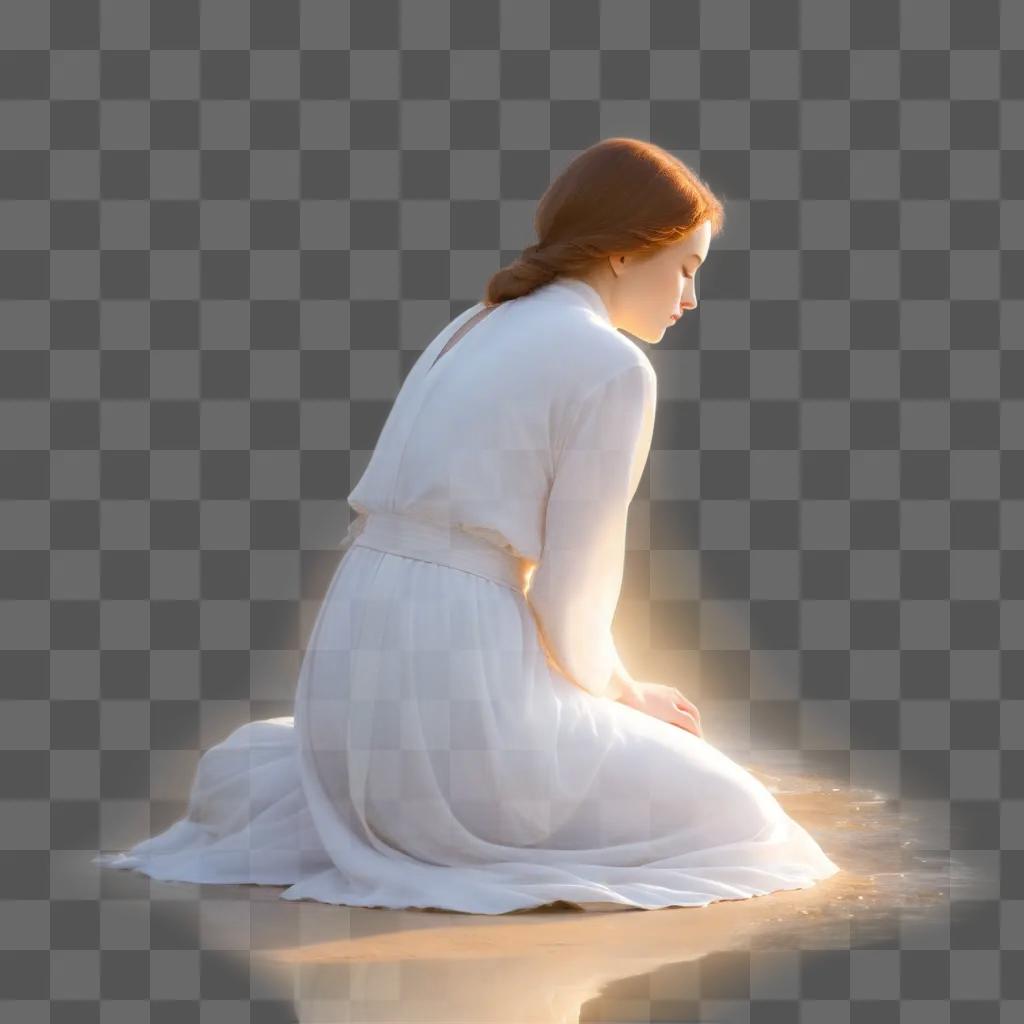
left=597, top=221, right=712, bottom=343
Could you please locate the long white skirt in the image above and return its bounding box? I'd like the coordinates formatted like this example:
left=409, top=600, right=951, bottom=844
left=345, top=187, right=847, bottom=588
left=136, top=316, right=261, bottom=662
left=94, top=543, right=841, bottom=914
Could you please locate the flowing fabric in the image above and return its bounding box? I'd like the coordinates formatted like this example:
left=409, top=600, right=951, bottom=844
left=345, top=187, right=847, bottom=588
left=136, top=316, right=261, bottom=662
left=94, top=276, right=841, bottom=913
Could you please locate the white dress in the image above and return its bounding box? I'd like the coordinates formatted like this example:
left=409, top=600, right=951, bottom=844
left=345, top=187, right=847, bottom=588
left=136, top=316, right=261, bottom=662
left=94, top=276, right=841, bottom=913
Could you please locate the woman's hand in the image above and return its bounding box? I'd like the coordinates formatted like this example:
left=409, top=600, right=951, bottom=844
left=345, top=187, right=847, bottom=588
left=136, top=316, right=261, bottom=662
left=616, top=678, right=704, bottom=739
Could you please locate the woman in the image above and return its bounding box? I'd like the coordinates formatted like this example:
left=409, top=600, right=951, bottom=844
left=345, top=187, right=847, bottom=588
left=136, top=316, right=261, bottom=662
left=95, top=138, right=841, bottom=913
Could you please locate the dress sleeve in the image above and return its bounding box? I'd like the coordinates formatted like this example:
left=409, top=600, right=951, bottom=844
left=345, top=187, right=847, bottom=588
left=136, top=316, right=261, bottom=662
left=526, top=361, right=656, bottom=700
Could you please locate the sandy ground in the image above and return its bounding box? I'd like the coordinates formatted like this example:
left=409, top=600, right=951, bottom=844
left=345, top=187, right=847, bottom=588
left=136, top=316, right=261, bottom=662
left=88, top=755, right=979, bottom=1023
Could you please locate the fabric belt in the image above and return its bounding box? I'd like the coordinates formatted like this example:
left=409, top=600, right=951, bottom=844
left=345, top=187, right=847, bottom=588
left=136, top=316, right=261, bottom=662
left=348, top=509, right=526, bottom=593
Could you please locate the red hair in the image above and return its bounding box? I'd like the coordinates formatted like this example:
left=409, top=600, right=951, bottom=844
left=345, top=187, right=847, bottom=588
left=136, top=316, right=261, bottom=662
left=484, top=137, right=726, bottom=306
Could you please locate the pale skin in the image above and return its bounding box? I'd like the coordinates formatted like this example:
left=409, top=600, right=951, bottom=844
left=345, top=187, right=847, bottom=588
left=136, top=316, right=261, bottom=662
left=572, top=219, right=712, bottom=343
left=570, top=221, right=713, bottom=739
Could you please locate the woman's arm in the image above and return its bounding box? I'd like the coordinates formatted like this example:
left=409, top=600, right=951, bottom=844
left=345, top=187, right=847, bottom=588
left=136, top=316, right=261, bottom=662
left=526, top=362, right=656, bottom=700
left=610, top=655, right=704, bottom=738
left=607, top=653, right=638, bottom=702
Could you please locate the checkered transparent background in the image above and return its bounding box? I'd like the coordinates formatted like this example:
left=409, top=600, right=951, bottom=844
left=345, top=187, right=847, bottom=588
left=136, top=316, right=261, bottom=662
left=1, top=0, right=1022, bottom=1020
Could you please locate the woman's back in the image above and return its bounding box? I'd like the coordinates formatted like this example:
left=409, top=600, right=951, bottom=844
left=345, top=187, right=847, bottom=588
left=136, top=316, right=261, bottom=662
left=345, top=276, right=653, bottom=563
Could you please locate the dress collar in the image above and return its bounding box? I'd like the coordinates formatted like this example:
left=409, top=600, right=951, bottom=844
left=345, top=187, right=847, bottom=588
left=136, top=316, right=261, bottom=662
left=541, top=275, right=613, bottom=326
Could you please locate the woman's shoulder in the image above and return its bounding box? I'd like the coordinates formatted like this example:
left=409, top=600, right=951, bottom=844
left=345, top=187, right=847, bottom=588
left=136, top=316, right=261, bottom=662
left=558, top=316, right=655, bottom=397
left=546, top=327, right=655, bottom=428
left=512, top=292, right=648, bottom=372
